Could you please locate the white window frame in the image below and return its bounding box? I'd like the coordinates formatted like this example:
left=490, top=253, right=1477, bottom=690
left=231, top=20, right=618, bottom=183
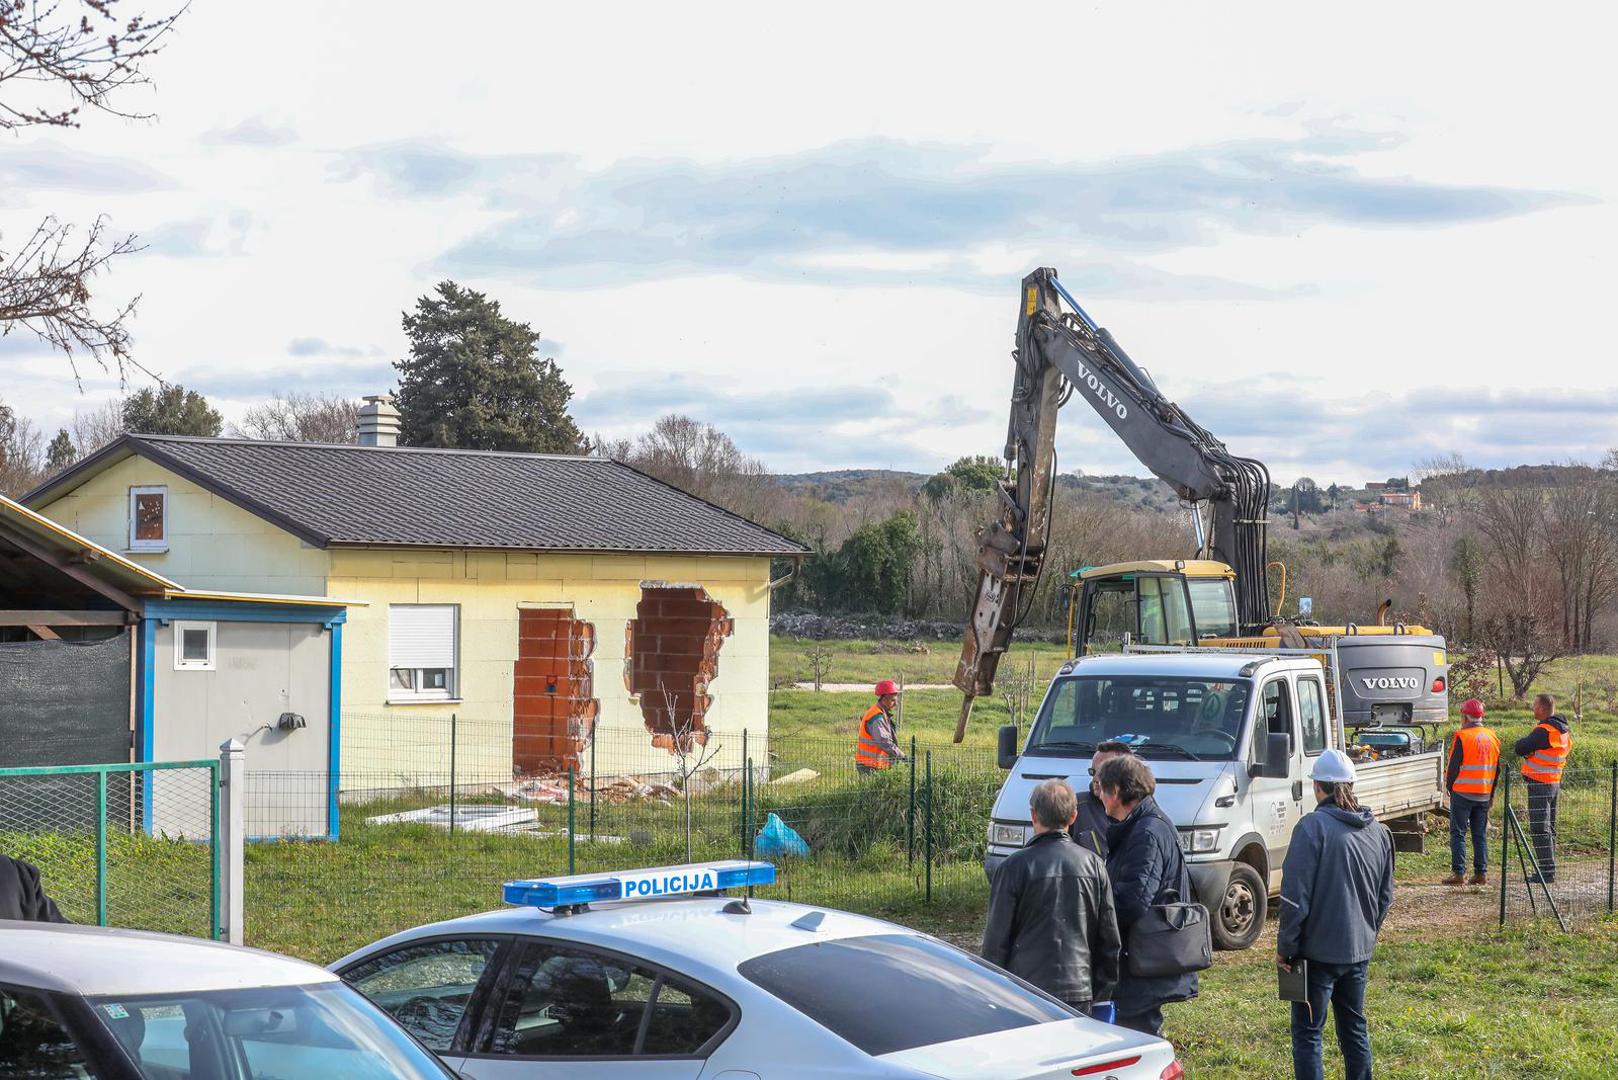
left=173, top=621, right=216, bottom=671
left=388, top=604, right=460, bottom=703
left=128, top=485, right=169, bottom=552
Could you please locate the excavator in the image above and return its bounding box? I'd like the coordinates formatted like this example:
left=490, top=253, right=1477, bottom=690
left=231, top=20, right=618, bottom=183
left=953, top=267, right=1447, bottom=741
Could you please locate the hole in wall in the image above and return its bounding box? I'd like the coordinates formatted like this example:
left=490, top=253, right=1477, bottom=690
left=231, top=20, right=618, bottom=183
left=624, top=585, right=732, bottom=753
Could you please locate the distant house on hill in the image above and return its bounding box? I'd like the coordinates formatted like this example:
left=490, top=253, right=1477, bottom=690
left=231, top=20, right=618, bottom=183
left=1379, top=490, right=1423, bottom=511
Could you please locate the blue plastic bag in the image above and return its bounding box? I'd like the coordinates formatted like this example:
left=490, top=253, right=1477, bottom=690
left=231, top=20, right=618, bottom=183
left=753, top=812, right=811, bottom=858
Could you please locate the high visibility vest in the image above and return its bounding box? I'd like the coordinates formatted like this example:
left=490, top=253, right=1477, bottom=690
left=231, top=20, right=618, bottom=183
left=855, top=705, right=893, bottom=770
left=1450, top=725, right=1500, bottom=797
left=1521, top=722, right=1570, bottom=785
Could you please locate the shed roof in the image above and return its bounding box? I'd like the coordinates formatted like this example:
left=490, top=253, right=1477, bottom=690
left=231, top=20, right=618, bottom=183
left=27, top=435, right=806, bottom=557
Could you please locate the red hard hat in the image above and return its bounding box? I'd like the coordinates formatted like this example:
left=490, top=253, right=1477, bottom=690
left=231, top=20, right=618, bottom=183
left=1460, top=698, right=1486, bottom=718
left=875, top=679, right=900, bottom=696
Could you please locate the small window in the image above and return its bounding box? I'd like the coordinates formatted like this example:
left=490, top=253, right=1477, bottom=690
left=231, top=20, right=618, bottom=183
left=388, top=605, right=458, bottom=701
left=128, top=485, right=168, bottom=551
left=1261, top=678, right=1296, bottom=747
left=342, top=938, right=501, bottom=1053
left=173, top=621, right=216, bottom=671
left=1298, top=677, right=1329, bottom=755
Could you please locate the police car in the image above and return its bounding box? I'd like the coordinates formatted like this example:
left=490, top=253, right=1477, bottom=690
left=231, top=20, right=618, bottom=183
left=331, top=860, right=1183, bottom=1079
left=0, top=920, right=456, bottom=1079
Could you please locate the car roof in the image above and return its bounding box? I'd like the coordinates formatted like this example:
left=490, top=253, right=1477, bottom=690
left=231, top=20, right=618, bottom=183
left=335, top=897, right=915, bottom=984
left=0, top=921, right=339, bottom=997
left=1059, top=651, right=1307, bottom=680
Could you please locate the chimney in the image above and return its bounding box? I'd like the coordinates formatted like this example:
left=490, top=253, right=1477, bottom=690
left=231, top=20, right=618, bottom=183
left=357, top=394, right=401, bottom=447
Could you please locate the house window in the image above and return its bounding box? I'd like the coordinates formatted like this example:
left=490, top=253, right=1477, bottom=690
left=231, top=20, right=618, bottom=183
left=173, top=621, right=216, bottom=671
left=128, top=485, right=168, bottom=551
left=389, top=604, right=458, bottom=701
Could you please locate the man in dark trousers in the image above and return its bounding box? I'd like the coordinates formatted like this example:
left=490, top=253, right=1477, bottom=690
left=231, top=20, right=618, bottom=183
left=1514, top=692, right=1571, bottom=883
left=982, top=778, right=1121, bottom=1015
left=1277, top=749, right=1395, bottom=1080
left=1096, top=754, right=1198, bottom=1038
left=1071, top=741, right=1131, bottom=858
left=1443, top=698, right=1499, bottom=886
left=1, top=853, right=68, bottom=922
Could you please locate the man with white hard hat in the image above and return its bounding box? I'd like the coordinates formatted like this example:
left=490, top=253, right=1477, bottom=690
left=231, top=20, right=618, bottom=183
left=1276, top=748, right=1395, bottom=1080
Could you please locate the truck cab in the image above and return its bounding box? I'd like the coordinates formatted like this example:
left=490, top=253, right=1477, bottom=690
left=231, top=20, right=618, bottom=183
left=985, top=651, right=1442, bottom=951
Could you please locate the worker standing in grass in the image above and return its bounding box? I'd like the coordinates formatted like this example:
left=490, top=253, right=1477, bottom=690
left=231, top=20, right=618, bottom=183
left=982, top=778, right=1121, bottom=1016
left=1514, top=692, right=1571, bottom=884
left=1443, top=698, right=1499, bottom=886
left=1278, top=749, right=1394, bottom=1080
left=854, top=679, right=907, bottom=775
left=1072, top=740, right=1132, bottom=857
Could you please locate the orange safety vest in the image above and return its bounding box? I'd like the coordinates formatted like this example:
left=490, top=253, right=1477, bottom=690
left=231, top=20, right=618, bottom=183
left=1450, top=725, right=1500, bottom=797
left=1521, top=722, right=1570, bottom=784
left=855, top=705, right=893, bottom=770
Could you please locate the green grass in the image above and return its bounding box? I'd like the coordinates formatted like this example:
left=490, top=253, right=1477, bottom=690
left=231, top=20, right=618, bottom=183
left=770, top=635, right=1072, bottom=687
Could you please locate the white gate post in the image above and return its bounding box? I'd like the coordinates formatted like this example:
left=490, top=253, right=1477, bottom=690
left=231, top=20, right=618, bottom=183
left=219, top=738, right=246, bottom=945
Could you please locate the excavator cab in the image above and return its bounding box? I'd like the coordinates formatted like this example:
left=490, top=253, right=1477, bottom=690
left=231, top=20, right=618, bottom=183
left=1068, top=560, right=1240, bottom=655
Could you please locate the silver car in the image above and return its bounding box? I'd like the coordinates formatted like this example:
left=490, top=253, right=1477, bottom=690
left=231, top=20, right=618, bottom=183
left=0, top=920, right=457, bottom=1079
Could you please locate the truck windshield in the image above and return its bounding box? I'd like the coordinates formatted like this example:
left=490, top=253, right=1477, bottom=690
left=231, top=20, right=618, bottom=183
left=1187, top=578, right=1238, bottom=639
left=1026, top=675, right=1251, bottom=761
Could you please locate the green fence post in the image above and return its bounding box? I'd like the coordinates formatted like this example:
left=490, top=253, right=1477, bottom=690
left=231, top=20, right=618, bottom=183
left=95, top=769, right=108, bottom=927
left=589, top=730, right=597, bottom=843
left=1608, top=761, right=1616, bottom=915
left=907, top=736, right=917, bottom=868
left=740, top=730, right=749, bottom=857
left=1499, top=768, right=1510, bottom=927
left=924, top=751, right=933, bottom=903
left=746, top=756, right=756, bottom=899
left=567, top=767, right=576, bottom=875
left=448, top=712, right=458, bottom=838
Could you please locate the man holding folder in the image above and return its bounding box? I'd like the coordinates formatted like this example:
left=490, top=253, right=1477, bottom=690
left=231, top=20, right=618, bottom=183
left=1276, top=749, right=1395, bottom=1080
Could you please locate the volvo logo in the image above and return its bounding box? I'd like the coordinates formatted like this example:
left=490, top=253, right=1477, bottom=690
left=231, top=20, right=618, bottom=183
left=1071, top=356, right=1130, bottom=421
left=1361, top=676, right=1419, bottom=690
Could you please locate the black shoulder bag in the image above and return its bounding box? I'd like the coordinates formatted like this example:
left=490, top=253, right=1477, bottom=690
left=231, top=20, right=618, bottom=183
left=1125, top=844, right=1213, bottom=978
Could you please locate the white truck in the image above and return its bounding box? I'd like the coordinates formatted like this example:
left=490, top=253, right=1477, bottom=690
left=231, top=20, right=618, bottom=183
left=985, top=649, right=1445, bottom=951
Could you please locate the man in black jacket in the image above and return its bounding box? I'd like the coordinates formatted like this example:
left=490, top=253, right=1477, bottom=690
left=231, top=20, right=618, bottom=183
left=1513, top=693, right=1571, bottom=883
left=1097, top=755, right=1198, bottom=1039
left=1, top=853, right=68, bottom=923
left=1071, top=741, right=1131, bottom=858
left=982, top=778, right=1121, bottom=1014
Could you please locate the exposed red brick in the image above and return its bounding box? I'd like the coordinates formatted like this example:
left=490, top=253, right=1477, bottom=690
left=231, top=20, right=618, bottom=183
left=513, top=608, right=598, bottom=773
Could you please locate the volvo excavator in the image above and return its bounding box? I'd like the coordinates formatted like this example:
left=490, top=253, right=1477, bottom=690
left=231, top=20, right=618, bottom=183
left=953, top=268, right=1448, bottom=741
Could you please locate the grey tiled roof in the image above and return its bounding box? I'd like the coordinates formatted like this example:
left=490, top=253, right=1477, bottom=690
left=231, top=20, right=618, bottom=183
left=113, top=436, right=806, bottom=556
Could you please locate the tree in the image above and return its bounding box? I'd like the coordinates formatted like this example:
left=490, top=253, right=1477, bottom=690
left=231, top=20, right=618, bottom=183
left=232, top=392, right=359, bottom=444
left=121, top=384, right=222, bottom=436
left=812, top=511, right=922, bottom=614
left=70, top=399, right=124, bottom=456
left=0, top=398, right=46, bottom=496
left=923, top=455, right=1003, bottom=501
left=598, top=414, right=780, bottom=524
left=1448, top=535, right=1484, bottom=642
left=1, top=1, right=185, bottom=378
left=395, top=282, right=583, bottom=453
left=45, top=429, right=76, bottom=473
left=1481, top=614, right=1565, bottom=700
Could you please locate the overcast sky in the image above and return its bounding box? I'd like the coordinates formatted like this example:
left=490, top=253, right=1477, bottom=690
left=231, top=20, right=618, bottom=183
left=4, top=2, right=1615, bottom=484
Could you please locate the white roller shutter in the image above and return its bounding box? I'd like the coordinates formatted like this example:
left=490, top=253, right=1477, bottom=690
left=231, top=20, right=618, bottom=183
left=389, top=605, right=458, bottom=669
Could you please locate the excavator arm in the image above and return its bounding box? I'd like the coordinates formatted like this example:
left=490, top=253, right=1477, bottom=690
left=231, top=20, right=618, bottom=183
left=951, top=268, right=1271, bottom=739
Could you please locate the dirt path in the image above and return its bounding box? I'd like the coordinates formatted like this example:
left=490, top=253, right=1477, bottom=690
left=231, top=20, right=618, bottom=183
left=790, top=681, right=955, bottom=691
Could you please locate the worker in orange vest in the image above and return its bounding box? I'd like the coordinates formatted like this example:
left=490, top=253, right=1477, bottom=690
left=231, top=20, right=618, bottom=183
left=1513, top=692, right=1571, bottom=884
left=855, top=679, right=907, bottom=774
left=1442, top=698, right=1499, bottom=886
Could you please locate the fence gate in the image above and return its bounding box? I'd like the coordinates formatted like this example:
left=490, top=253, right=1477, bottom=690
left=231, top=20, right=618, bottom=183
left=0, top=758, right=225, bottom=939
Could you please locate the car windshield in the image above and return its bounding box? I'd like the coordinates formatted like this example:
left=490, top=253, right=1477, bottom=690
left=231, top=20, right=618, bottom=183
left=89, top=982, right=456, bottom=1080
left=1026, top=675, right=1251, bottom=761
left=737, top=933, right=1073, bottom=1056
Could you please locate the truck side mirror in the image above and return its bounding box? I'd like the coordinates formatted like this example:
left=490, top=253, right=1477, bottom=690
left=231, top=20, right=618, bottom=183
left=997, top=724, right=1019, bottom=770
left=1251, top=731, right=1290, bottom=777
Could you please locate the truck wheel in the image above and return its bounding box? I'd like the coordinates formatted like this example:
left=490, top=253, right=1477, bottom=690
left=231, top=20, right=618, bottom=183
left=1210, top=863, right=1266, bottom=951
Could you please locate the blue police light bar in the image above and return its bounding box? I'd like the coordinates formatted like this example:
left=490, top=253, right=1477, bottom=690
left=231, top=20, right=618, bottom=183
left=503, top=859, right=776, bottom=909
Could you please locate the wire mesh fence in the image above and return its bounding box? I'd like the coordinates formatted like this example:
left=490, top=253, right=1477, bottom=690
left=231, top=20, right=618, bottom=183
left=1496, top=764, right=1617, bottom=927
left=0, top=760, right=221, bottom=938
left=237, top=713, right=1001, bottom=960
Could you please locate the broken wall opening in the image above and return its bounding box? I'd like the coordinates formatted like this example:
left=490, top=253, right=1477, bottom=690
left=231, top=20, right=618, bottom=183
left=514, top=607, right=598, bottom=774
left=625, top=585, right=732, bottom=752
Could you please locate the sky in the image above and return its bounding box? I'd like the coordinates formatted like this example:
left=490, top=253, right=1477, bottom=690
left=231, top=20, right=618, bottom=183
left=3, top=1, right=1616, bottom=485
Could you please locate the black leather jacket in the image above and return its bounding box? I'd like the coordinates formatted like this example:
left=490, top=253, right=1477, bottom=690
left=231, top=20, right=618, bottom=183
left=981, top=830, right=1121, bottom=1006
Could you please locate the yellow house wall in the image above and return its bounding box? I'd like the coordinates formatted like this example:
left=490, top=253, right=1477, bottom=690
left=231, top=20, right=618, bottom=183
left=330, top=548, right=773, bottom=788
left=34, top=456, right=330, bottom=596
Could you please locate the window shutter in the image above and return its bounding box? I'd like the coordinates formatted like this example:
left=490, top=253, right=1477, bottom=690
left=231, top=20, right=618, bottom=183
left=389, top=605, right=457, bottom=668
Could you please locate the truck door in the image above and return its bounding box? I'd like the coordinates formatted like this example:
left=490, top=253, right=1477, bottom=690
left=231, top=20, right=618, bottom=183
left=1253, top=676, right=1304, bottom=886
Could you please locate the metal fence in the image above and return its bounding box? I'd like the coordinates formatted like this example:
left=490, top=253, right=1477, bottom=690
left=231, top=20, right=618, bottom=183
left=1496, top=764, right=1617, bottom=928
left=238, top=714, right=1001, bottom=961
left=0, top=759, right=224, bottom=938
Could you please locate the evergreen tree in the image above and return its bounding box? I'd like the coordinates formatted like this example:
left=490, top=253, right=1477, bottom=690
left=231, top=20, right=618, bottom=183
left=395, top=281, right=583, bottom=452
left=121, top=384, right=223, bottom=436
left=45, top=429, right=76, bottom=472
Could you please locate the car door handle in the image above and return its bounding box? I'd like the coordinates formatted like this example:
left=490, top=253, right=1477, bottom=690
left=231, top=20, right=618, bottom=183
left=1292, top=780, right=1304, bottom=801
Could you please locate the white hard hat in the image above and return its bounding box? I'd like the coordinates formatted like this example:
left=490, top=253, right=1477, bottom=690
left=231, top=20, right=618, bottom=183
left=1310, top=748, right=1357, bottom=784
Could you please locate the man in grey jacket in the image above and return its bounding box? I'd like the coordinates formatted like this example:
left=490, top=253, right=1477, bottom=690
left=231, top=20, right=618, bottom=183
left=1277, top=749, right=1394, bottom=1080
left=982, top=779, right=1121, bottom=1014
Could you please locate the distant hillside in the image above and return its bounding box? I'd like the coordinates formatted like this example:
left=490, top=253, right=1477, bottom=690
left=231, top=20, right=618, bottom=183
left=774, top=468, right=1184, bottom=512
